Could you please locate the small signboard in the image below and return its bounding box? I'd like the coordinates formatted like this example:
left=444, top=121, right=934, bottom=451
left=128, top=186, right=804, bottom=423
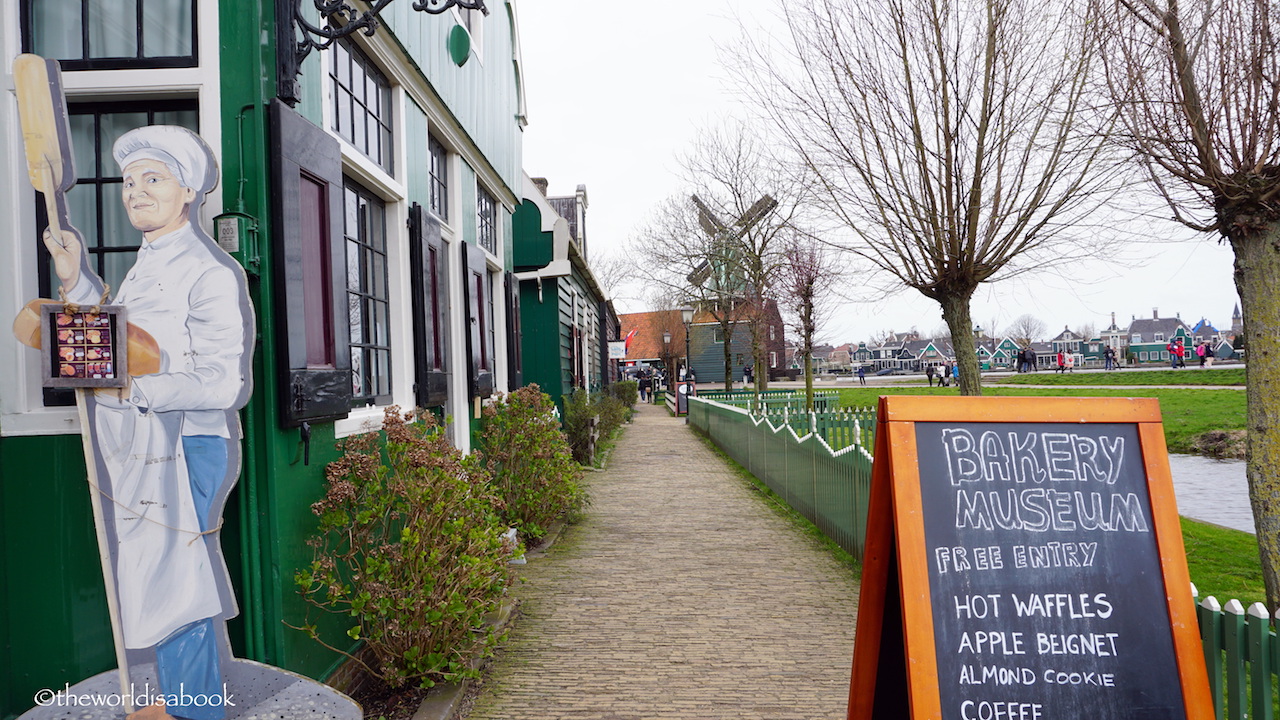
left=608, top=340, right=627, bottom=359
left=41, top=304, right=128, bottom=388
left=848, top=396, right=1212, bottom=720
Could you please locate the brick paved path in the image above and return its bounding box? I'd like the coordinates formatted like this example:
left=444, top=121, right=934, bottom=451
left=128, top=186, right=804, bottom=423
left=464, top=402, right=861, bottom=720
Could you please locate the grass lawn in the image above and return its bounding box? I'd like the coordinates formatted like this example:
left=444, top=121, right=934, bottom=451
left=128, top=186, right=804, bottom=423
left=991, top=367, right=1246, bottom=386
left=1182, top=517, right=1267, bottom=606
left=834, top=386, right=1246, bottom=454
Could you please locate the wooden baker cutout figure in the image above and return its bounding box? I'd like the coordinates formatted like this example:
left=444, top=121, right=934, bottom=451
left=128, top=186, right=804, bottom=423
left=50, top=125, right=253, bottom=720
left=11, top=52, right=359, bottom=720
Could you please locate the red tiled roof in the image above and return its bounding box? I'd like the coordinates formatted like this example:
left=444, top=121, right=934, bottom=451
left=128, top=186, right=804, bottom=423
left=619, top=311, right=687, bottom=362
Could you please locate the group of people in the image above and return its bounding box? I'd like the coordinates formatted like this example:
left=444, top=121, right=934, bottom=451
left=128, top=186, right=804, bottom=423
left=1016, top=347, right=1038, bottom=373
left=636, top=368, right=664, bottom=401
left=924, top=362, right=960, bottom=387
left=1167, top=337, right=1217, bottom=369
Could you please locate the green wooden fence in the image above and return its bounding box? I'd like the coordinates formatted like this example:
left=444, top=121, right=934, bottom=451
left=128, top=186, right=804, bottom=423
left=687, top=396, right=874, bottom=558
left=689, top=395, right=1279, bottom=720
left=1197, top=590, right=1280, bottom=720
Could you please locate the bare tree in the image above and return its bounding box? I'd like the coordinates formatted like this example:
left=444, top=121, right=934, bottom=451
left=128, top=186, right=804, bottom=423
left=1004, top=314, right=1048, bottom=347
left=589, top=253, right=633, bottom=301
left=778, top=235, right=845, bottom=411
left=867, top=327, right=909, bottom=348
left=679, top=124, right=812, bottom=392
left=1099, top=0, right=1280, bottom=608
left=731, top=0, right=1120, bottom=396
left=632, top=124, right=811, bottom=391
left=631, top=196, right=737, bottom=390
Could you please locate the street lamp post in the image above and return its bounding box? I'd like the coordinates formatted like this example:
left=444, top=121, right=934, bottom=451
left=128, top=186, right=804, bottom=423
left=681, top=306, right=695, bottom=382
left=680, top=306, right=695, bottom=421
left=662, top=330, right=672, bottom=393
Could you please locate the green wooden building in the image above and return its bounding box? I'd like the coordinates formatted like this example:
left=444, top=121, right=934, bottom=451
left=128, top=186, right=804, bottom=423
left=0, top=1, right=528, bottom=714
left=512, top=174, right=618, bottom=408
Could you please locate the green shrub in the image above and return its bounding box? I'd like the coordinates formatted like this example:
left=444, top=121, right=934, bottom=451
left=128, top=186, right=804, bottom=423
left=293, top=407, right=513, bottom=690
left=608, top=380, right=639, bottom=408
left=596, top=393, right=630, bottom=438
left=563, top=387, right=595, bottom=465
left=480, top=385, right=586, bottom=540
left=563, top=387, right=636, bottom=464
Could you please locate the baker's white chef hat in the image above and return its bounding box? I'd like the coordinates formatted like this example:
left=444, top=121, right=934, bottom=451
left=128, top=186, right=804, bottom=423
left=113, top=125, right=217, bottom=194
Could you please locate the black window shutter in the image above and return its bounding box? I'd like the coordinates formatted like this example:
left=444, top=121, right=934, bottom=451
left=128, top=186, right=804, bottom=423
left=505, top=271, right=523, bottom=391
left=269, top=99, right=353, bottom=427
left=409, top=203, right=450, bottom=408
left=463, top=242, right=494, bottom=399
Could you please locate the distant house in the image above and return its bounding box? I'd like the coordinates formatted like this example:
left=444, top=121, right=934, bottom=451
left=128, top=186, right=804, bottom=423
left=1049, top=326, right=1086, bottom=353
left=828, top=343, right=855, bottom=370
left=985, top=337, right=1022, bottom=369
left=619, top=309, right=689, bottom=374
left=687, top=303, right=786, bottom=383
left=1125, top=309, right=1192, bottom=364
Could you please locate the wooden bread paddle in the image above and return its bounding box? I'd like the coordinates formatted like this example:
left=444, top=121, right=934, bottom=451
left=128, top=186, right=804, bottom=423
left=9, top=54, right=160, bottom=376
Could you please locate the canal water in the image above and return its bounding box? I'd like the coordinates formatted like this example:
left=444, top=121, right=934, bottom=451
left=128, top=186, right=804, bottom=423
left=1168, top=454, right=1254, bottom=534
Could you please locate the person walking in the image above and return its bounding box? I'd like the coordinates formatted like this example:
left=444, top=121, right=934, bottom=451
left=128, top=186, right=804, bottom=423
left=926, top=364, right=935, bottom=387
left=1196, top=341, right=1208, bottom=368
left=1065, top=352, right=1075, bottom=372
left=857, top=365, right=866, bottom=385
left=1056, top=350, right=1066, bottom=373
left=1104, top=345, right=1115, bottom=371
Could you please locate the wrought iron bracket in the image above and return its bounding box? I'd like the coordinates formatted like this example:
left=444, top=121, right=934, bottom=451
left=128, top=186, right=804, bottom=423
left=277, top=0, right=489, bottom=106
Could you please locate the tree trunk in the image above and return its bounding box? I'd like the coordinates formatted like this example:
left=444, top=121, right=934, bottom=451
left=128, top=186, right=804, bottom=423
left=720, top=316, right=733, bottom=392
left=802, top=297, right=815, bottom=412
left=804, top=352, right=814, bottom=412
left=1230, top=223, right=1280, bottom=612
left=939, top=292, right=982, bottom=396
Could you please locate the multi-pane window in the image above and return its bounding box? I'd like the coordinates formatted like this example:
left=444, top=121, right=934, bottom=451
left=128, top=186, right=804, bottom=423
left=23, top=0, right=196, bottom=69
left=344, top=180, right=392, bottom=406
left=37, top=101, right=199, bottom=300
left=330, top=39, right=393, bottom=172
left=428, top=137, right=449, bottom=221
left=476, top=185, right=496, bottom=254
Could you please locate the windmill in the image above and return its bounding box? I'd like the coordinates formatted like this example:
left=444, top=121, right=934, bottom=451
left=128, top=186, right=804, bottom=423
left=686, top=193, right=778, bottom=298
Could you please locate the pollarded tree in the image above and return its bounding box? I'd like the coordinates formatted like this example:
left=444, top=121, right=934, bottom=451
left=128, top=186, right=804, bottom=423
left=731, top=0, right=1122, bottom=396
left=777, top=234, right=845, bottom=411
left=1098, top=0, right=1280, bottom=609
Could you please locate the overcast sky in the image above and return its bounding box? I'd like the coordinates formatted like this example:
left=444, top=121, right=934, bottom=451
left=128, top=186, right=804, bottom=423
left=514, top=0, right=1242, bottom=344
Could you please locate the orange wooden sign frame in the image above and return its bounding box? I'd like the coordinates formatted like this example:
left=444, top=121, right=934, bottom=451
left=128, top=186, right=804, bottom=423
left=847, top=396, right=1213, bottom=719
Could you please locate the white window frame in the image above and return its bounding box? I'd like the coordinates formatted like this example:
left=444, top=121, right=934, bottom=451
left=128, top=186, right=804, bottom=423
left=0, top=0, right=222, bottom=437
left=326, top=43, right=413, bottom=440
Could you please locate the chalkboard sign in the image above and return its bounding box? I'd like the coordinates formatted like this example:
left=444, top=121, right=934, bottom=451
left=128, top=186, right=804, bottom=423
left=848, top=396, right=1212, bottom=720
